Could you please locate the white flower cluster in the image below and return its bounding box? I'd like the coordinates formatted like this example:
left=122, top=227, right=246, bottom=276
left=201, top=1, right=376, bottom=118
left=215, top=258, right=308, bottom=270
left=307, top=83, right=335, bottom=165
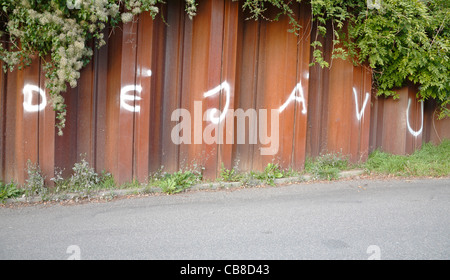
left=1, top=1, right=196, bottom=136
left=28, top=10, right=92, bottom=135
left=0, top=50, right=22, bottom=71
left=77, top=0, right=120, bottom=48
left=185, top=0, right=197, bottom=20
left=122, top=0, right=160, bottom=23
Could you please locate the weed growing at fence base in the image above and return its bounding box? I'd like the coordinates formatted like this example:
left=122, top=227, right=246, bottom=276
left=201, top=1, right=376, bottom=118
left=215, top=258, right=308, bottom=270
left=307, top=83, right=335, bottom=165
left=3, top=141, right=449, bottom=204
left=51, top=157, right=116, bottom=198
left=252, top=163, right=285, bottom=186
left=151, top=170, right=203, bottom=195
left=365, top=140, right=450, bottom=177
left=24, top=160, right=48, bottom=199
left=0, top=181, right=23, bottom=203
left=219, top=163, right=244, bottom=182
left=304, top=153, right=350, bottom=181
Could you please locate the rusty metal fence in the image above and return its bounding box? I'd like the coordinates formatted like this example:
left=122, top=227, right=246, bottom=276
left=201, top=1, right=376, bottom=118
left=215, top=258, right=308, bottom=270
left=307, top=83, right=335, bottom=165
left=1, top=0, right=448, bottom=186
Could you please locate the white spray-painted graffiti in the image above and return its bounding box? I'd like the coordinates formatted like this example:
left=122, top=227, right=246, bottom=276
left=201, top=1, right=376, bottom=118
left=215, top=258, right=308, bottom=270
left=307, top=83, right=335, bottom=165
left=278, top=82, right=307, bottom=114
left=352, top=87, right=370, bottom=121
left=203, top=81, right=231, bottom=125
left=137, top=68, right=152, bottom=78
left=20, top=76, right=423, bottom=145
left=406, top=98, right=424, bottom=137
left=22, top=84, right=47, bottom=112
left=118, top=67, right=151, bottom=112
left=120, top=85, right=142, bottom=113
left=21, top=83, right=145, bottom=113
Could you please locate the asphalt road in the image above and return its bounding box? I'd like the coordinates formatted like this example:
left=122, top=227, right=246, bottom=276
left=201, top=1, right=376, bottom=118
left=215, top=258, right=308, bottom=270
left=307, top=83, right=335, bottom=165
left=1, top=177, right=449, bottom=260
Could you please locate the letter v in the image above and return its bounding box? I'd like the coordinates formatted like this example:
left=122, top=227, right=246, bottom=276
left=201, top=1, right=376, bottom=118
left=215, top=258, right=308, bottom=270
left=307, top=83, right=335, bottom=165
left=353, top=87, right=370, bottom=121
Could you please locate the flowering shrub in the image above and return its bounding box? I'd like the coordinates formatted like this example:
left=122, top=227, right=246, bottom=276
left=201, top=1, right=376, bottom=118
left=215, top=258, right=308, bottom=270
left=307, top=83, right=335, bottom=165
left=0, top=0, right=167, bottom=135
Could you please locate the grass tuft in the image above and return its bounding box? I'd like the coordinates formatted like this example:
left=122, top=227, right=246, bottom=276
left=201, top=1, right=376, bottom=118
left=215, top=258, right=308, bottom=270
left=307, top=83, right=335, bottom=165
left=365, top=140, right=450, bottom=177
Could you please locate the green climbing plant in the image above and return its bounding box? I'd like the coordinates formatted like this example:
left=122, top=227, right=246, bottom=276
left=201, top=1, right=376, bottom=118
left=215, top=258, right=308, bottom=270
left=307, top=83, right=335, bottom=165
left=239, top=0, right=449, bottom=117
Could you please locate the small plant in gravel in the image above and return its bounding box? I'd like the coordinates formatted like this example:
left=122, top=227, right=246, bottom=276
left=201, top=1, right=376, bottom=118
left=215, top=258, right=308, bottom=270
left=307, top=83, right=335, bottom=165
left=219, top=163, right=244, bottom=182
left=253, top=163, right=284, bottom=186
left=24, top=160, right=48, bottom=199
left=69, top=157, right=101, bottom=195
left=154, top=169, right=203, bottom=195
left=305, top=153, right=350, bottom=181
left=0, top=181, right=23, bottom=203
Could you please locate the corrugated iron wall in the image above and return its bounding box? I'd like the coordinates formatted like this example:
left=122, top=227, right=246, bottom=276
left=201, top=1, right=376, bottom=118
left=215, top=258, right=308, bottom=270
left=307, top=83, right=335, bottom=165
left=369, top=85, right=450, bottom=155
left=1, top=0, right=448, bottom=186
left=306, top=20, right=372, bottom=162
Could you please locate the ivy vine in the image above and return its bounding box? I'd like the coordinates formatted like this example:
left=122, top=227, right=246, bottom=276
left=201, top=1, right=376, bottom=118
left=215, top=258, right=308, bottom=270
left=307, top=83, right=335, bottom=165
left=0, top=0, right=449, bottom=136
left=348, top=0, right=450, bottom=118
left=248, top=0, right=449, bottom=118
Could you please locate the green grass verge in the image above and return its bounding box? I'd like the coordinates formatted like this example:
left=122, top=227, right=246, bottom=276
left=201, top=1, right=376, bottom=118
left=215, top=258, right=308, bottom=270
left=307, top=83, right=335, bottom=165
left=364, top=140, right=450, bottom=177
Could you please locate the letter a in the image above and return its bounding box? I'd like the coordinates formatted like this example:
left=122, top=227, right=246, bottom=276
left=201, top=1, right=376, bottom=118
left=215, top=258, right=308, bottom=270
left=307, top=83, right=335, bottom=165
left=171, top=109, right=192, bottom=144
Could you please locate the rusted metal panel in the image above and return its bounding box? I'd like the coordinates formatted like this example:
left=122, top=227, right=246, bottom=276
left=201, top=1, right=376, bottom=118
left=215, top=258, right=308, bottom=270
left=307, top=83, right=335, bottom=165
left=3, top=57, right=19, bottom=184
left=0, top=54, right=42, bottom=184
left=93, top=33, right=109, bottom=174
left=404, top=86, right=423, bottom=153
left=424, top=101, right=450, bottom=145
left=75, top=46, right=96, bottom=165
left=292, top=3, right=312, bottom=170
left=378, top=95, right=404, bottom=154
left=133, top=12, right=155, bottom=182
left=105, top=20, right=138, bottom=184
left=13, top=56, right=40, bottom=184
left=306, top=21, right=332, bottom=159
left=371, top=86, right=424, bottom=155
left=217, top=0, right=240, bottom=172
left=306, top=23, right=372, bottom=163
left=178, top=0, right=224, bottom=179
left=350, top=63, right=372, bottom=162
left=326, top=58, right=353, bottom=157
left=147, top=11, right=166, bottom=175
left=160, top=0, right=184, bottom=174
left=0, top=56, right=6, bottom=180
left=326, top=60, right=372, bottom=162
left=38, top=60, right=55, bottom=186
left=253, top=5, right=302, bottom=171
left=359, top=64, right=373, bottom=161
left=232, top=10, right=259, bottom=173
left=54, top=86, right=78, bottom=179
left=234, top=3, right=311, bottom=172
left=53, top=40, right=104, bottom=180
